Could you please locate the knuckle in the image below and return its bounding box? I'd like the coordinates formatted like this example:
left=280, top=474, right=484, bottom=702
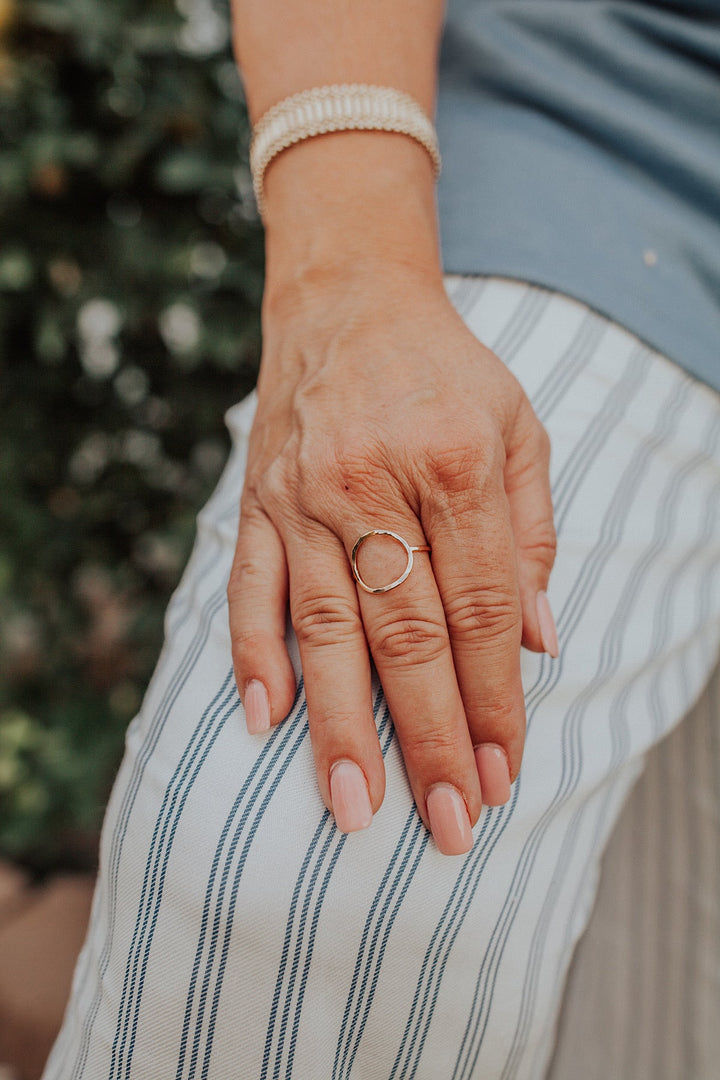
left=373, top=612, right=448, bottom=665
left=523, top=522, right=558, bottom=572
left=295, top=439, right=335, bottom=486
left=227, top=563, right=269, bottom=623
left=472, top=691, right=524, bottom=751
left=292, top=592, right=361, bottom=649
left=308, top=707, right=360, bottom=735
left=508, top=406, right=551, bottom=474
left=255, top=457, right=292, bottom=511
left=426, top=442, right=479, bottom=491
left=402, top=727, right=460, bottom=764
left=230, top=629, right=266, bottom=667
left=227, top=552, right=264, bottom=597
left=444, top=586, right=520, bottom=645
left=476, top=695, right=520, bottom=737
left=331, top=442, right=397, bottom=506
left=422, top=432, right=504, bottom=511
left=292, top=437, right=395, bottom=519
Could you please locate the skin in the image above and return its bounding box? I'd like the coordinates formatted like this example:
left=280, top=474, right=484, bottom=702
left=227, top=1, right=557, bottom=844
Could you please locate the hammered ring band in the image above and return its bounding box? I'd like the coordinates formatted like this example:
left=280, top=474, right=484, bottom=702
left=351, top=529, right=431, bottom=594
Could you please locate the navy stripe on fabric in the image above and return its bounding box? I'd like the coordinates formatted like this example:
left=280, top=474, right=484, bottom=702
left=446, top=276, right=487, bottom=318
left=491, top=289, right=551, bottom=362
left=176, top=679, right=308, bottom=1080
left=646, top=405, right=720, bottom=738
left=551, top=343, right=651, bottom=525
left=165, top=495, right=242, bottom=638
left=110, top=670, right=239, bottom=1080
left=390, top=804, right=510, bottom=1080
left=531, top=315, right=608, bottom=423
left=198, top=705, right=329, bottom=1080
left=59, top=481, right=240, bottom=1080
left=255, top=692, right=390, bottom=1079
left=84, top=420, right=254, bottom=1080
left=332, top=813, right=428, bottom=1080
left=283, top=703, right=397, bottom=1079
left=261, top=688, right=388, bottom=1080
left=72, top=577, right=232, bottom=1080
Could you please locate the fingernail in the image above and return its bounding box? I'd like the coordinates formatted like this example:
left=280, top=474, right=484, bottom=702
left=244, top=679, right=271, bottom=735
left=536, top=590, right=559, bottom=658
left=330, top=761, right=373, bottom=833
left=426, top=785, right=473, bottom=856
left=474, top=744, right=512, bottom=806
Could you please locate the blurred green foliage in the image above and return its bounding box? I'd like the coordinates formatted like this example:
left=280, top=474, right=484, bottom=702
left=0, top=0, right=264, bottom=872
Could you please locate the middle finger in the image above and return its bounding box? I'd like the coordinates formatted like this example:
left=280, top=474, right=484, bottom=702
left=349, top=525, right=482, bottom=855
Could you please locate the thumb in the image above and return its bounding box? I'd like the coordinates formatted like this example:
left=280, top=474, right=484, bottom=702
left=504, top=398, right=559, bottom=657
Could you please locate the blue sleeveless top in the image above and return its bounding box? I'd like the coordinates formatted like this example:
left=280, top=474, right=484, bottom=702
left=436, top=0, right=720, bottom=393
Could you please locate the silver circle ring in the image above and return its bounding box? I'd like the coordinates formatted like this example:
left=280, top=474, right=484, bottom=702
left=350, top=529, right=431, bottom=594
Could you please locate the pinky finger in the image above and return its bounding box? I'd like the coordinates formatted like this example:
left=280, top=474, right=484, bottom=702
left=227, top=501, right=297, bottom=734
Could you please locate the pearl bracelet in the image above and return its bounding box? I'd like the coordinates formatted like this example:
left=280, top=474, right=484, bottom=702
left=248, top=84, right=442, bottom=218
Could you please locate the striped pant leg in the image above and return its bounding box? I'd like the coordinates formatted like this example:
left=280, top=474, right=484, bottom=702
left=43, top=276, right=720, bottom=1080
left=547, top=654, right=720, bottom=1080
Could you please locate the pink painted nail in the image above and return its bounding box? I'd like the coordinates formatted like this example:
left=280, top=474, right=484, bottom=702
left=426, top=785, right=473, bottom=856
left=536, top=590, right=559, bottom=658
left=474, top=744, right=512, bottom=806
left=330, top=761, right=373, bottom=833
left=244, top=679, right=271, bottom=735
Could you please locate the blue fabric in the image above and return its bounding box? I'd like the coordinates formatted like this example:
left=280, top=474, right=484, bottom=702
left=436, top=0, right=720, bottom=393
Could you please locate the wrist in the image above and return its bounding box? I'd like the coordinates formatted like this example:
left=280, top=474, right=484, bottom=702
left=261, top=129, right=443, bottom=296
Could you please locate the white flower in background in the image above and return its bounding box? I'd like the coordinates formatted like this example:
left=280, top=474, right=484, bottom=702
left=80, top=338, right=120, bottom=378
left=69, top=431, right=112, bottom=484
left=120, top=430, right=162, bottom=467
left=159, top=302, right=201, bottom=354
left=114, top=366, right=149, bottom=407
left=189, top=241, right=227, bottom=279
left=176, top=0, right=228, bottom=56
left=77, top=298, right=123, bottom=378
left=77, top=298, right=122, bottom=341
left=133, top=533, right=185, bottom=577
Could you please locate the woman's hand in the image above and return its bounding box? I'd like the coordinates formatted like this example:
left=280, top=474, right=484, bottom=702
left=227, top=257, right=557, bottom=855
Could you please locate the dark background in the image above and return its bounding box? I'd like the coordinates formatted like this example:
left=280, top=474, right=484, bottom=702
left=0, top=0, right=262, bottom=874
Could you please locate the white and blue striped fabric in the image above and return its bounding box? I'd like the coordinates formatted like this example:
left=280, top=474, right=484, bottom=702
left=43, top=277, right=720, bottom=1080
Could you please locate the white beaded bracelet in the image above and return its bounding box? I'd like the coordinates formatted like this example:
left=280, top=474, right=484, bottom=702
left=248, top=83, right=442, bottom=218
